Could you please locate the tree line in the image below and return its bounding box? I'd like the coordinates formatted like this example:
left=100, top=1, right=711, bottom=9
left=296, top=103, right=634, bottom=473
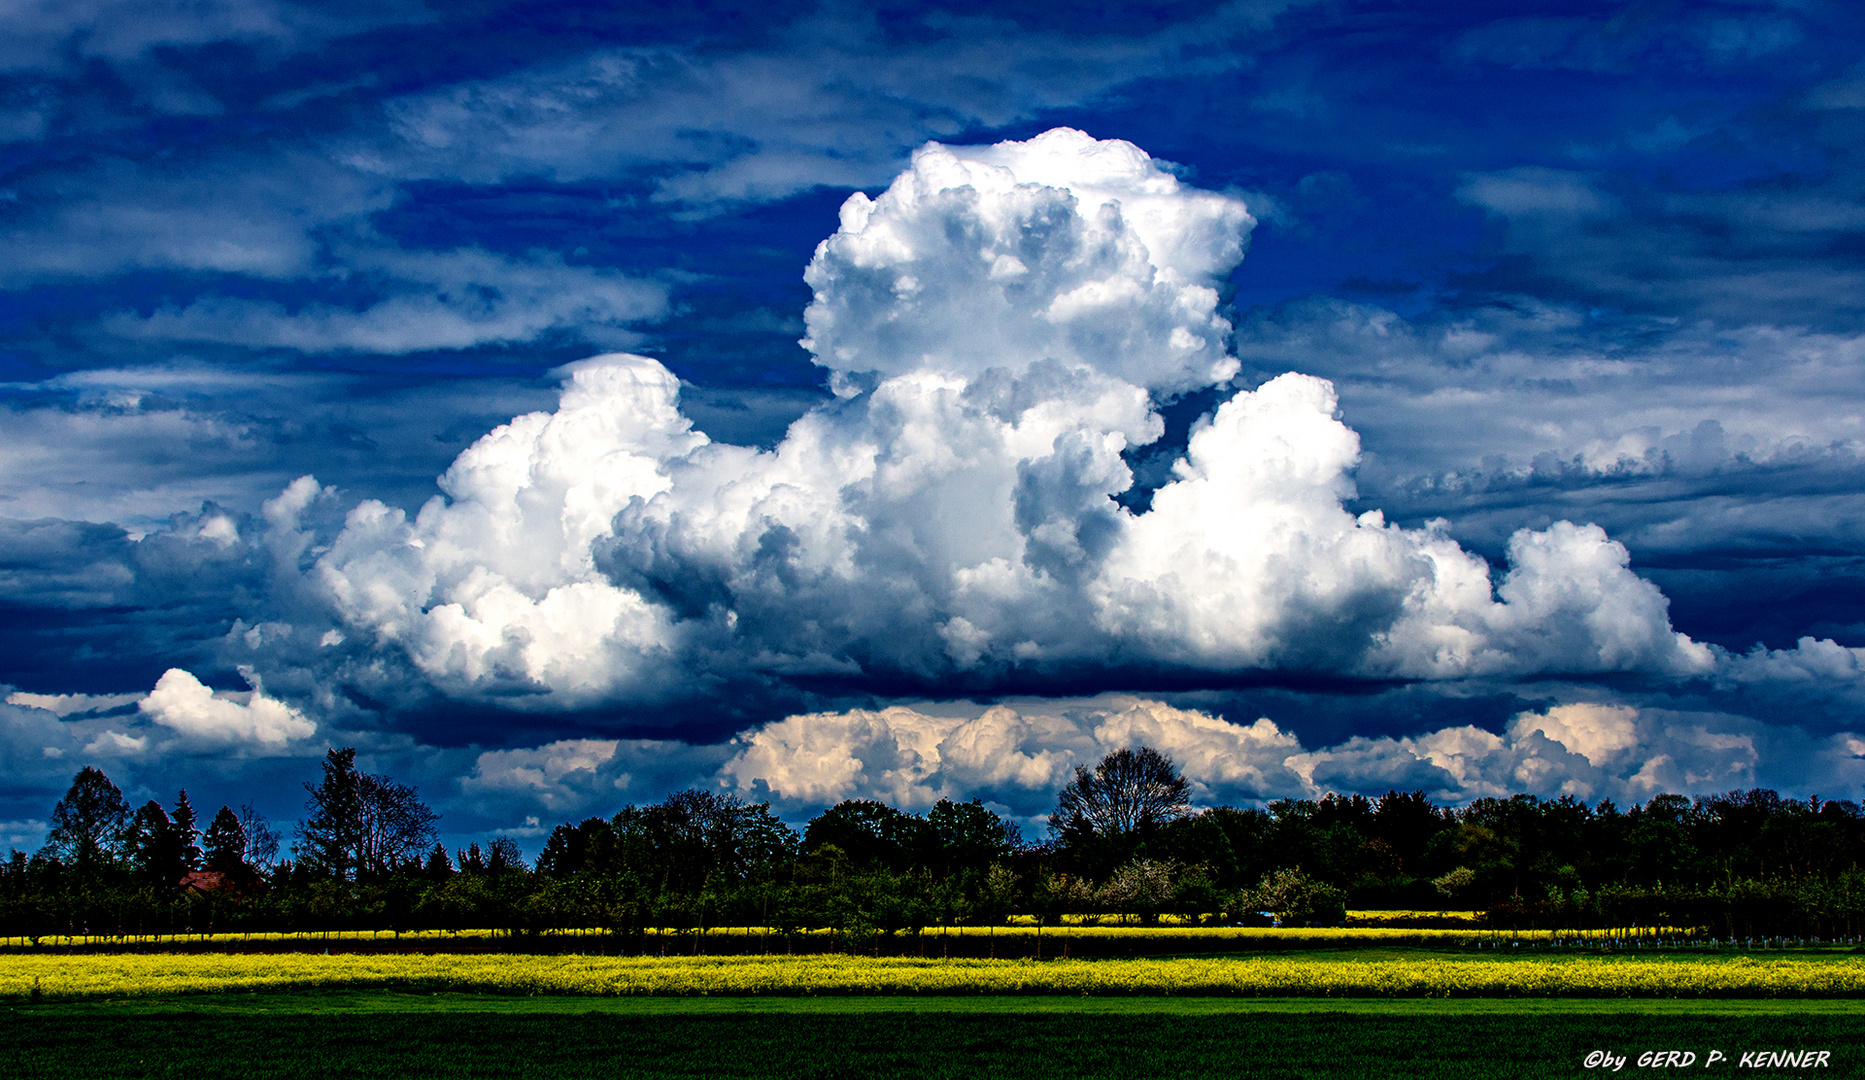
left=6, top=745, right=1865, bottom=946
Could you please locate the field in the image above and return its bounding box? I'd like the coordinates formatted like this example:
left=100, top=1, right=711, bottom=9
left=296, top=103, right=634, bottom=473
left=9, top=949, right=1865, bottom=1000
left=9, top=994, right=1863, bottom=1079
left=0, top=922, right=1748, bottom=958
left=10, top=940, right=1862, bottom=1077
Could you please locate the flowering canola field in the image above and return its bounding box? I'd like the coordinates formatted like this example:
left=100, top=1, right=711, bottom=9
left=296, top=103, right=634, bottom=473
left=8, top=952, right=1865, bottom=1001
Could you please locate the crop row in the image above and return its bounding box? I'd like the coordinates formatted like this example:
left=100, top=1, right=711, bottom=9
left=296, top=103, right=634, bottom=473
left=9, top=952, right=1865, bottom=1000
left=0, top=922, right=1709, bottom=952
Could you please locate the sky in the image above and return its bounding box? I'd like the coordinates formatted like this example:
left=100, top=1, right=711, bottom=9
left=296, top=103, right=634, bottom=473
left=5, top=0, right=1865, bottom=855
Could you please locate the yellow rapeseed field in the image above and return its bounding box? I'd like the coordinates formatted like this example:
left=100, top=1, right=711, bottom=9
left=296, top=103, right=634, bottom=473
left=7, top=952, right=1865, bottom=1001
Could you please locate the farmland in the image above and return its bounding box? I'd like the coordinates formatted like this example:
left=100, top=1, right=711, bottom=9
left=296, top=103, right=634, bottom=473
left=10, top=993, right=1863, bottom=1080
left=9, top=946, right=1865, bottom=1001
left=11, top=938, right=1864, bottom=1078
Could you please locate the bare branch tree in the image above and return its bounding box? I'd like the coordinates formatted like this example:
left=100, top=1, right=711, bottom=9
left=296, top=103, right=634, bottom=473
left=1049, top=746, right=1190, bottom=838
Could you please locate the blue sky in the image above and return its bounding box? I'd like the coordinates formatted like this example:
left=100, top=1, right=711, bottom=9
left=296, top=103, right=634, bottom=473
left=5, top=0, right=1865, bottom=853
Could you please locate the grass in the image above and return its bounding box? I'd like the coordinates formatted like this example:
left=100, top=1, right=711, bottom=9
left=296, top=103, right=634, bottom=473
left=11, top=946, right=1863, bottom=1078
left=8, top=1002, right=1861, bottom=1079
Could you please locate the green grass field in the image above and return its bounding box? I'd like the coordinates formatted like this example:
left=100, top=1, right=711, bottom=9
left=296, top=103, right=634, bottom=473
left=9, top=994, right=1861, bottom=1079
left=11, top=945, right=1861, bottom=1078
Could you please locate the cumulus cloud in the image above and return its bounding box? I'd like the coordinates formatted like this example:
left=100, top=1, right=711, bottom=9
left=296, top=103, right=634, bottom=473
left=312, top=357, right=700, bottom=701
left=718, top=697, right=1307, bottom=814
left=138, top=668, right=316, bottom=748
left=803, top=129, right=1251, bottom=393
left=713, top=695, right=1843, bottom=815
left=1289, top=701, right=1780, bottom=804
left=286, top=128, right=1709, bottom=711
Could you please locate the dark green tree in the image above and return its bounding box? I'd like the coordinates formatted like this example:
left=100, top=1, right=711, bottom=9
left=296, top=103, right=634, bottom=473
left=928, top=798, right=1021, bottom=876
left=298, top=748, right=364, bottom=879
left=298, top=748, right=438, bottom=880
left=203, top=806, right=248, bottom=874
left=805, top=800, right=932, bottom=871
left=125, top=801, right=182, bottom=883
left=42, top=766, right=130, bottom=868
left=171, top=790, right=202, bottom=873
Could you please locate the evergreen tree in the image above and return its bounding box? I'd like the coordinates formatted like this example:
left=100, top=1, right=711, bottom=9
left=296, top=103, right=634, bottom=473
left=124, top=801, right=180, bottom=883
left=171, top=791, right=202, bottom=873
left=203, top=806, right=248, bottom=873
left=299, top=748, right=364, bottom=880
left=297, top=748, right=438, bottom=880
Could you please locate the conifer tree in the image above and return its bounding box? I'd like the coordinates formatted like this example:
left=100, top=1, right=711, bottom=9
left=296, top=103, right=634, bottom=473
left=203, top=806, right=248, bottom=873
left=171, top=791, right=202, bottom=873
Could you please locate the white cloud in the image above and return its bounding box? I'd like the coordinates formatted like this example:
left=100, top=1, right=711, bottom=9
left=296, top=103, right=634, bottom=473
left=802, top=128, right=1251, bottom=393
left=1290, top=702, right=1771, bottom=804
left=286, top=129, right=1710, bottom=709
left=82, top=729, right=149, bottom=756
left=715, top=695, right=1847, bottom=813
left=138, top=667, right=316, bottom=748
left=718, top=697, right=1308, bottom=813
left=1508, top=703, right=1638, bottom=767
left=1726, top=636, right=1865, bottom=683
left=313, top=355, right=699, bottom=701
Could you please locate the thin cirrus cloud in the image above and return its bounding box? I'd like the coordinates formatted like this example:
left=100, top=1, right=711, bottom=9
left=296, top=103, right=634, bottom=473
left=105, top=247, right=670, bottom=354
left=362, top=3, right=1298, bottom=205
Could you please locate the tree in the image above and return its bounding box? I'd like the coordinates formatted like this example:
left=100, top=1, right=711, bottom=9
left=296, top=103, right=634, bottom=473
left=239, top=804, right=281, bottom=869
left=1244, top=867, right=1347, bottom=928
left=1049, top=747, right=1190, bottom=839
left=171, top=791, right=202, bottom=873
left=299, top=748, right=365, bottom=879
left=1100, top=857, right=1180, bottom=924
left=42, top=766, right=130, bottom=867
left=357, top=773, right=439, bottom=877
left=928, top=798, right=1021, bottom=876
left=124, top=801, right=181, bottom=883
left=805, top=800, right=932, bottom=871
left=203, top=806, right=248, bottom=874
left=298, top=748, right=438, bottom=880
left=536, top=818, right=611, bottom=878
left=486, top=837, right=526, bottom=874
